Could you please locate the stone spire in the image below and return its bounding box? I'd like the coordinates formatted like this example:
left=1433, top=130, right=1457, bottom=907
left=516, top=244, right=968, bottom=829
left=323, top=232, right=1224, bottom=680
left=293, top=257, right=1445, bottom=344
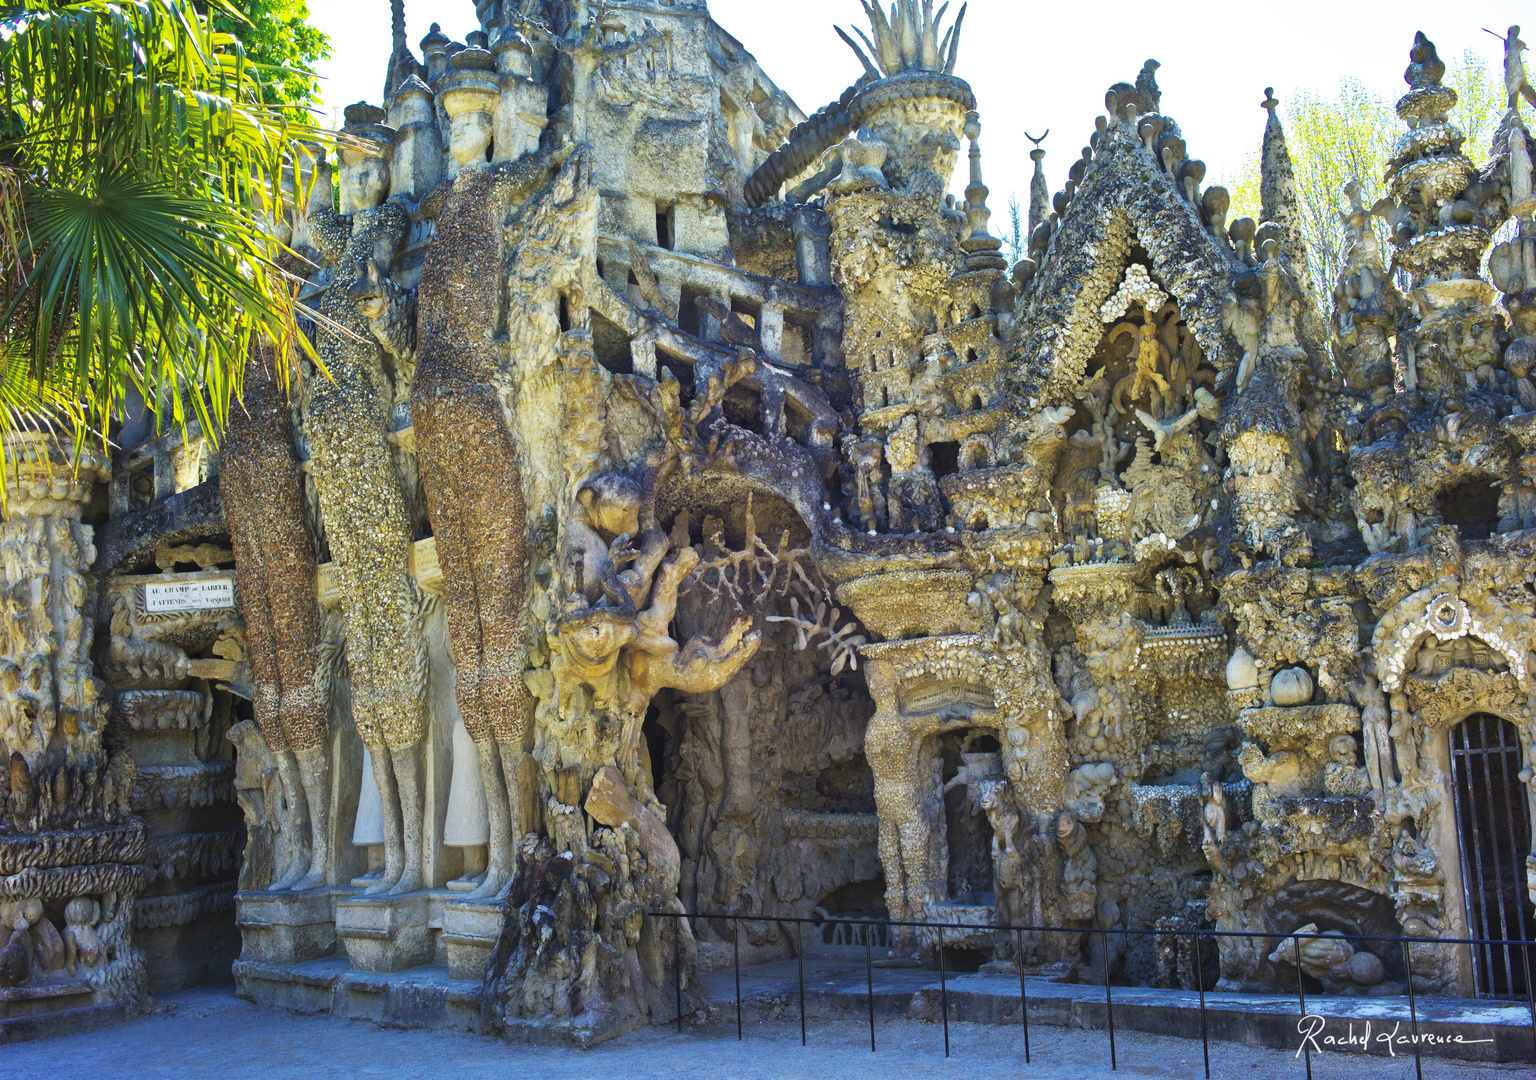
left=1259, top=91, right=1299, bottom=245
left=1027, top=130, right=1049, bottom=238
left=960, top=110, right=1007, bottom=271
left=1259, top=88, right=1312, bottom=282
left=421, top=22, right=452, bottom=82
left=383, top=0, right=423, bottom=103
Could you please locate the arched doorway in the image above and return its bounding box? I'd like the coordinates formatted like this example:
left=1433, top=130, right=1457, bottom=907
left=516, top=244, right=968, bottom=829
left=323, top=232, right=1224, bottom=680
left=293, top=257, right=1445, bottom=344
left=1449, top=713, right=1536, bottom=997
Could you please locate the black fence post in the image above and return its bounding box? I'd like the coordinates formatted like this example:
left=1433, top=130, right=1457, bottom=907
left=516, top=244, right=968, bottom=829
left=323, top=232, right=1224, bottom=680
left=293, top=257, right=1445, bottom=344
left=647, top=911, right=1536, bottom=1072
left=1524, top=939, right=1536, bottom=1049
left=1294, top=938, right=1310, bottom=1080
left=1194, top=930, right=1209, bottom=1080
left=1102, top=927, right=1116, bottom=1071
left=1401, top=937, right=1423, bottom=1080
left=866, top=924, right=876, bottom=1052
left=796, top=920, right=806, bottom=1047
left=1014, top=928, right=1030, bottom=1065
left=938, top=924, right=950, bottom=1058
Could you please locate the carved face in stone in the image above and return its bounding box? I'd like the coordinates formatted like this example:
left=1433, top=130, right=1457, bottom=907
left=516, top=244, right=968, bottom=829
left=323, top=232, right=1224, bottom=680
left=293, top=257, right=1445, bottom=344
left=448, top=111, right=493, bottom=168
left=1328, top=733, right=1358, bottom=765
left=577, top=473, right=643, bottom=539
left=339, top=152, right=391, bottom=215
left=252, top=182, right=294, bottom=247
left=557, top=607, right=636, bottom=668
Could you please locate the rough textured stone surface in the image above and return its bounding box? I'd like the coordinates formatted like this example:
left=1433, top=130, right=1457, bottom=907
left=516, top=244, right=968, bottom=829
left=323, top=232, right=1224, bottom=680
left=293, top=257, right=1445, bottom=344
left=8, top=0, right=1536, bottom=1048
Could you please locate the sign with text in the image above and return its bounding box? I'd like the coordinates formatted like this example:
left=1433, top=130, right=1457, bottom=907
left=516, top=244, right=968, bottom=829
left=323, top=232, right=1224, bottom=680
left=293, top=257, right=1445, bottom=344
left=144, top=578, right=235, bottom=613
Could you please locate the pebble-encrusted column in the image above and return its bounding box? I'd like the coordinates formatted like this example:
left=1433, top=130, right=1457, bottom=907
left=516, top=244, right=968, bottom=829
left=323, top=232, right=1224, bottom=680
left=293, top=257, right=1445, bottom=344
left=222, top=352, right=329, bottom=891
left=304, top=106, right=428, bottom=896
left=411, top=156, right=541, bottom=900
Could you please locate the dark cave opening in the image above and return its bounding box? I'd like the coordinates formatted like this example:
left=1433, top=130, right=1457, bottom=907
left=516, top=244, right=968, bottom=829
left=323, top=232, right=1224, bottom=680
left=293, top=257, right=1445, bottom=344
left=1437, top=476, right=1500, bottom=540
left=591, top=309, right=635, bottom=375
left=929, top=440, right=960, bottom=479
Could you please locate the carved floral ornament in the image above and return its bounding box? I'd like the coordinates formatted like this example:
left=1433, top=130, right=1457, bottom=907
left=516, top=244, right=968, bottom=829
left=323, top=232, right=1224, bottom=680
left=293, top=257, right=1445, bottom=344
left=1405, top=666, right=1532, bottom=735
left=1372, top=582, right=1534, bottom=692
left=1424, top=593, right=1472, bottom=641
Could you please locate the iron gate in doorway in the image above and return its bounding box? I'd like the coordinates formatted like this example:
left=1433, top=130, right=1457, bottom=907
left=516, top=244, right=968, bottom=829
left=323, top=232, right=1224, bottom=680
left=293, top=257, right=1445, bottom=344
left=1450, top=713, right=1536, bottom=998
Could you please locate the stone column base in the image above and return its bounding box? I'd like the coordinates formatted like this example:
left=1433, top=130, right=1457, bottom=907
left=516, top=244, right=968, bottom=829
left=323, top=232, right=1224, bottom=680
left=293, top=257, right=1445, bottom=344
left=334, top=892, right=433, bottom=973
left=236, top=887, right=350, bottom=965
left=440, top=899, right=507, bottom=979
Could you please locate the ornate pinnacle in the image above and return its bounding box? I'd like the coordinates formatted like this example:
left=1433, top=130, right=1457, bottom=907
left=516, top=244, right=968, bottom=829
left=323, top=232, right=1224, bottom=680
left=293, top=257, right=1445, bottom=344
left=836, top=0, right=968, bottom=80
left=960, top=111, right=1006, bottom=271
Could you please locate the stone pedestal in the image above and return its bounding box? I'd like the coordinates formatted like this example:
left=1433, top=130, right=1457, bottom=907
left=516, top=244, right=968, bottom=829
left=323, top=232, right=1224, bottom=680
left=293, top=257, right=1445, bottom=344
left=236, top=887, right=348, bottom=965
left=334, top=892, right=433, bottom=973
left=440, top=899, right=507, bottom=980
left=0, top=978, right=94, bottom=1020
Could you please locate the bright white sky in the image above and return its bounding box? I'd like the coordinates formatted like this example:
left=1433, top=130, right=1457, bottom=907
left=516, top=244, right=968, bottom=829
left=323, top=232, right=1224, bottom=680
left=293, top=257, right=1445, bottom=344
left=313, top=0, right=1530, bottom=214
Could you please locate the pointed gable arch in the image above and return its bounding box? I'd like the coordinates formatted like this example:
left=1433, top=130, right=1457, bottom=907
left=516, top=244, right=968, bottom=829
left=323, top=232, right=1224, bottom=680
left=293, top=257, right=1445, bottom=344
left=1015, top=125, right=1241, bottom=406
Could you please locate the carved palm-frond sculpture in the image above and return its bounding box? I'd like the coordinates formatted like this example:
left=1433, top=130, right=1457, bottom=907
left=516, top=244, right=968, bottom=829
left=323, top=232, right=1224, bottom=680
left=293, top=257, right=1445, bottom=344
left=836, top=0, right=967, bottom=79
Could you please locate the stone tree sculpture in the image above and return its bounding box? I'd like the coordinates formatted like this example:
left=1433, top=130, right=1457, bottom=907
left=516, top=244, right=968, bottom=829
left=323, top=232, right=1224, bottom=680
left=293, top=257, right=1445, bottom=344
left=222, top=152, right=332, bottom=894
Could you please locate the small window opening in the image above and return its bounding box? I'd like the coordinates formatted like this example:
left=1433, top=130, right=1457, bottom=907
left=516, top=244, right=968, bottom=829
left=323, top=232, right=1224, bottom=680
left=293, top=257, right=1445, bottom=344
left=127, top=461, right=155, bottom=509
left=722, top=384, right=763, bottom=434
left=939, top=947, right=989, bottom=973
left=658, top=352, right=696, bottom=412
left=782, top=313, right=814, bottom=365
left=678, top=287, right=705, bottom=337
left=641, top=706, right=668, bottom=795
left=731, top=297, right=761, bottom=328
left=656, top=203, right=675, bottom=250
left=591, top=309, right=634, bottom=375
left=558, top=294, right=571, bottom=332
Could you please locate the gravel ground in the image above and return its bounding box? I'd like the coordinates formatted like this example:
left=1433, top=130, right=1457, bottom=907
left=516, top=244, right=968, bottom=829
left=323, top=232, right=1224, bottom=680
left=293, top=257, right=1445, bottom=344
left=7, top=985, right=1527, bottom=1079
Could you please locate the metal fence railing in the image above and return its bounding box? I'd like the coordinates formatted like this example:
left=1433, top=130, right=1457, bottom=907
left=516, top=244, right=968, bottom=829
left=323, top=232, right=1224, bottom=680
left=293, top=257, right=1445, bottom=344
left=648, top=910, right=1536, bottom=1080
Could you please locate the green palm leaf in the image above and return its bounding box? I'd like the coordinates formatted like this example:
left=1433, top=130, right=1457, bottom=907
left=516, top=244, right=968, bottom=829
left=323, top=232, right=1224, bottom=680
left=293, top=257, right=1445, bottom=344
left=0, top=0, right=327, bottom=493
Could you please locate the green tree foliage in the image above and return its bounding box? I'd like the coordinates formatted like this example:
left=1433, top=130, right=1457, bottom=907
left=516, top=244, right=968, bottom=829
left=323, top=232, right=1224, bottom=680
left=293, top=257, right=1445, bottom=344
left=1003, top=192, right=1025, bottom=267
left=0, top=0, right=323, bottom=478
left=207, top=0, right=333, bottom=110
left=1224, top=51, right=1508, bottom=300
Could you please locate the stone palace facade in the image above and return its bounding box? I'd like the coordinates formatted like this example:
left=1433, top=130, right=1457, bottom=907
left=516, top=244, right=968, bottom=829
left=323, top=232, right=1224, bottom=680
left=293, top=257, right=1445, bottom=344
left=3, top=0, right=1535, bottom=1045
